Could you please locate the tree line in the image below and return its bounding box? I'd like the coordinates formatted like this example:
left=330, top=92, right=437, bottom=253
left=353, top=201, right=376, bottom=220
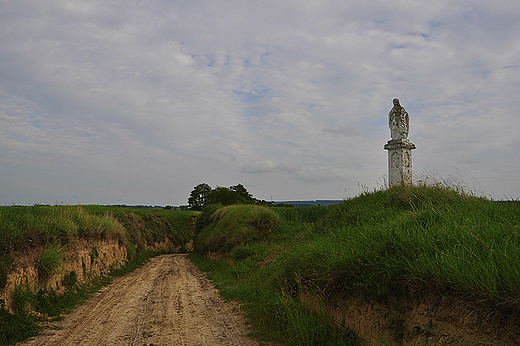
left=187, top=183, right=270, bottom=210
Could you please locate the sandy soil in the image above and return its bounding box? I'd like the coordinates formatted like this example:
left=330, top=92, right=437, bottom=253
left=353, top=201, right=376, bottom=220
left=21, top=254, right=259, bottom=346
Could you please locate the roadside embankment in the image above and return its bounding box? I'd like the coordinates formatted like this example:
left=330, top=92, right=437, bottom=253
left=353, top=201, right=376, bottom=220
left=0, top=205, right=196, bottom=345
left=192, top=186, right=520, bottom=345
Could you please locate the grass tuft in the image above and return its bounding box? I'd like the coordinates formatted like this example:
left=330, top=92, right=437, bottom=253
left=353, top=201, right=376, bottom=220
left=35, top=243, right=64, bottom=282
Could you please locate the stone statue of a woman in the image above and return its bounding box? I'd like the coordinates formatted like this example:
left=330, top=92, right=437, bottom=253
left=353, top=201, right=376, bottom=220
left=388, top=98, right=409, bottom=140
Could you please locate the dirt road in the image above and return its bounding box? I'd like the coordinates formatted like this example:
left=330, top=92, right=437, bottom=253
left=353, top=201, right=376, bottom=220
left=21, top=254, right=259, bottom=346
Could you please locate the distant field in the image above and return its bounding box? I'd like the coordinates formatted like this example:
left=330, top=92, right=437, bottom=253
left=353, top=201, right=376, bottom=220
left=273, top=200, right=343, bottom=207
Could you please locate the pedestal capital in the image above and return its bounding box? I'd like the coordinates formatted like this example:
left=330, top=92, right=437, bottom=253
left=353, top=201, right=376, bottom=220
left=384, top=139, right=416, bottom=151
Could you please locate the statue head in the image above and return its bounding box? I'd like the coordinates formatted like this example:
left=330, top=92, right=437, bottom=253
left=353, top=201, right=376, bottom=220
left=393, top=98, right=400, bottom=107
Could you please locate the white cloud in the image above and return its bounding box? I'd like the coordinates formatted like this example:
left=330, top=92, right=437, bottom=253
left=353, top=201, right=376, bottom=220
left=322, top=126, right=361, bottom=137
left=242, top=160, right=301, bottom=174
left=0, top=0, right=519, bottom=204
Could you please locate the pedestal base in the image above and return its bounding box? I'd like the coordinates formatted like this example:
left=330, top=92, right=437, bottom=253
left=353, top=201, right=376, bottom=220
left=384, top=139, right=416, bottom=187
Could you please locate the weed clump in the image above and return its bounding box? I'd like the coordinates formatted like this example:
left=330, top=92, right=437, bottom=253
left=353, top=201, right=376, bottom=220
left=35, top=243, right=64, bottom=282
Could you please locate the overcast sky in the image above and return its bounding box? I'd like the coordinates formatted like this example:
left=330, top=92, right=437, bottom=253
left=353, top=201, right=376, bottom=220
left=1, top=0, right=519, bottom=206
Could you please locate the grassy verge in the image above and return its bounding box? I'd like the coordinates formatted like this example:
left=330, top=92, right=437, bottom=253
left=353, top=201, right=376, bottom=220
left=281, top=186, right=520, bottom=304
left=189, top=252, right=357, bottom=345
left=0, top=205, right=125, bottom=251
left=0, top=205, right=196, bottom=255
left=81, top=206, right=196, bottom=254
left=191, top=185, right=520, bottom=345
left=191, top=204, right=358, bottom=345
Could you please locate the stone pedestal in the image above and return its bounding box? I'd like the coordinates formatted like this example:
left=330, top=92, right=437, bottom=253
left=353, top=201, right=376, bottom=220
left=384, top=139, right=416, bottom=187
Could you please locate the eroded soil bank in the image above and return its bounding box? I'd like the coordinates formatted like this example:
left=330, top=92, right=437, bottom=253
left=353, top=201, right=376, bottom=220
left=1, top=238, right=128, bottom=309
left=304, top=288, right=520, bottom=345
left=20, top=254, right=259, bottom=346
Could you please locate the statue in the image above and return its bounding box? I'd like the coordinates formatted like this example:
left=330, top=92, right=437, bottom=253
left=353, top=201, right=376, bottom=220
left=384, top=98, right=415, bottom=187
left=388, top=98, right=409, bottom=140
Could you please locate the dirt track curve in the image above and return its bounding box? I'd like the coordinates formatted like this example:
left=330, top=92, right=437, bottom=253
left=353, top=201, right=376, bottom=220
left=21, top=254, right=259, bottom=346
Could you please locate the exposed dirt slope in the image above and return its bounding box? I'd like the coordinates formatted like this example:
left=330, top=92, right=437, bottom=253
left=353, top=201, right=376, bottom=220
left=2, top=239, right=128, bottom=308
left=21, top=254, right=259, bottom=346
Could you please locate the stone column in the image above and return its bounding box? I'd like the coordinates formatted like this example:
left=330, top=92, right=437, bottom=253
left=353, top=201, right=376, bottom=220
left=384, top=139, right=416, bottom=187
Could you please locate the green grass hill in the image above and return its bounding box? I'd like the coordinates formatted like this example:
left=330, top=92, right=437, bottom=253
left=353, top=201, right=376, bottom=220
left=191, top=185, right=520, bottom=345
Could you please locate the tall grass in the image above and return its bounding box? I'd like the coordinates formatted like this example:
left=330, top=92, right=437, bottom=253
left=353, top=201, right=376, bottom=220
left=0, top=299, right=38, bottom=345
left=274, top=186, right=520, bottom=307
left=191, top=185, right=520, bottom=345
left=274, top=206, right=332, bottom=223
left=191, top=204, right=358, bottom=345
left=0, top=206, right=196, bottom=255
left=0, top=206, right=125, bottom=251
left=82, top=206, right=196, bottom=252
left=190, top=252, right=357, bottom=345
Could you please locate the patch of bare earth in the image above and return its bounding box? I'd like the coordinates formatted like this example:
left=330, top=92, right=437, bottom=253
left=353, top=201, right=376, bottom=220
left=21, top=254, right=259, bottom=346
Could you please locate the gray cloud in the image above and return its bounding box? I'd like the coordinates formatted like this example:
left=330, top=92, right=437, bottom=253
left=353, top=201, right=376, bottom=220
left=322, top=126, right=361, bottom=136
left=1, top=0, right=519, bottom=204
left=242, top=160, right=301, bottom=174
